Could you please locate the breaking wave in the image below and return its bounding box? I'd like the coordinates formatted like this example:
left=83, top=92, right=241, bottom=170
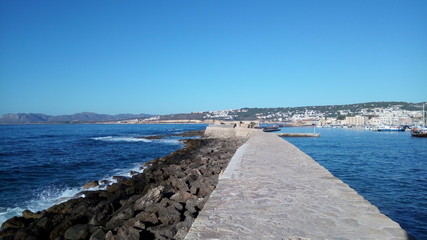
left=92, top=136, right=151, bottom=142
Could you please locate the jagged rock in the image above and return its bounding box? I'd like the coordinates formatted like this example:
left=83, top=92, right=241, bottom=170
left=160, top=198, right=184, bottom=212
left=158, top=206, right=181, bottom=225
left=0, top=136, right=245, bottom=240
left=112, top=176, right=130, bottom=182
left=167, top=176, right=190, bottom=192
left=89, top=201, right=114, bottom=226
left=123, top=218, right=146, bottom=229
left=189, top=178, right=215, bottom=197
left=105, top=206, right=134, bottom=230
left=147, top=225, right=177, bottom=240
left=83, top=180, right=99, bottom=189
left=111, top=206, right=134, bottom=222
left=100, top=180, right=112, bottom=185
left=134, top=186, right=164, bottom=210
left=175, top=218, right=195, bottom=240
left=89, top=229, right=106, bottom=240
left=170, top=191, right=197, bottom=203
left=1, top=217, right=28, bottom=229
left=64, top=224, right=90, bottom=240
left=119, top=194, right=141, bottom=208
left=22, top=210, right=43, bottom=219
left=113, top=226, right=141, bottom=240
left=0, top=228, right=17, bottom=240
left=49, top=215, right=87, bottom=240
left=134, top=211, right=158, bottom=225
left=105, top=230, right=114, bottom=240
left=184, top=169, right=202, bottom=187
left=35, top=216, right=53, bottom=231
left=143, top=202, right=162, bottom=214
left=14, top=229, right=40, bottom=240
left=186, top=198, right=207, bottom=216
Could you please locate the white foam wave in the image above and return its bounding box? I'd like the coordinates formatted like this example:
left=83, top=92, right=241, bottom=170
left=92, top=136, right=151, bottom=142
left=0, top=207, right=25, bottom=225
left=155, top=139, right=181, bottom=145
left=0, top=186, right=81, bottom=226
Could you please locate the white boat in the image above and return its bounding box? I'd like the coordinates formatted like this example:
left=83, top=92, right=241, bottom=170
left=376, top=126, right=405, bottom=132
left=411, top=103, right=427, bottom=137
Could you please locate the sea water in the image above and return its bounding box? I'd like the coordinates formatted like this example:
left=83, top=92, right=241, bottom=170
left=0, top=124, right=206, bottom=225
left=281, top=127, right=427, bottom=240
left=1, top=125, right=426, bottom=239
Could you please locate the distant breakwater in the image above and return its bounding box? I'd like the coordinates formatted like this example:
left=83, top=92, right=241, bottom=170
left=0, top=134, right=245, bottom=240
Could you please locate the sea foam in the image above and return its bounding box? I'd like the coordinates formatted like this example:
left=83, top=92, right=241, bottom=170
left=92, top=136, right=151, bottom=142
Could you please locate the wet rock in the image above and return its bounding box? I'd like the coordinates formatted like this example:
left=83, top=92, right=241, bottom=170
left=83, top=180, right=99, bottom=189
left=112, top=176, right=129, bottom=182
left=22, top=210, right=43, bottom=219
left=100, top=180, right=112, bottom=185
left=1, top=217, right=29, bottom=229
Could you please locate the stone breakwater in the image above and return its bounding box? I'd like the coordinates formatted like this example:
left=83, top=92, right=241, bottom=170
left=186, top=129, right=409, bottom=240
left=0, top=135, right=245, bottom=240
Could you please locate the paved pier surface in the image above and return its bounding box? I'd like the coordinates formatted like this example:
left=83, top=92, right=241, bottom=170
left=185, top=130, right=408, bottom=240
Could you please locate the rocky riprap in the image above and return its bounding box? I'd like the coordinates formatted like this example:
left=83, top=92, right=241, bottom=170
left=0, top=136, right=245, bottom=240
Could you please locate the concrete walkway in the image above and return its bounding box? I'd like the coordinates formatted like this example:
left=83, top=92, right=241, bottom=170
left=185, top=130, right=408, bottom=240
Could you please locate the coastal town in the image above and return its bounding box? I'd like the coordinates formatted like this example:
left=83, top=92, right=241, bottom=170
left=127, top=102, right=427, bottom=128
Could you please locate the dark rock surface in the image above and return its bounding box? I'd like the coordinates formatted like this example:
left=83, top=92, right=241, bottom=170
left=0, top=134, right=245, bottom=240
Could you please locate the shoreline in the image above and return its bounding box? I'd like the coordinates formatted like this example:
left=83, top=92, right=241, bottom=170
left=0, top=131, right=246, bottom=240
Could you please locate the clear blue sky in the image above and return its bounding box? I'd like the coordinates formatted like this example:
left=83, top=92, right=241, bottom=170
left=1, top=1, right=426, bottom=115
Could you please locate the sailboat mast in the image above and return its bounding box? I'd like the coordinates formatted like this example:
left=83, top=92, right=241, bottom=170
left=423, top=103, right=425, bottom=127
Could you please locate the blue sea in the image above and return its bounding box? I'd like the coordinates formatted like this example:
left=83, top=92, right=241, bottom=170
left=281, top=127, right=427, bottom=240
left=0, top=125, right=426, bottom=239
left=0, top=124, right=206, bottom=225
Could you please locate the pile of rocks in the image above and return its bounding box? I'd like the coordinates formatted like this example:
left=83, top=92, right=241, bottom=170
left=0, top=137, right=245, bottom=240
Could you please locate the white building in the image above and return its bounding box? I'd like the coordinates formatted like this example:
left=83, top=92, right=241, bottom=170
left=345, top=116, right=367, bottom=126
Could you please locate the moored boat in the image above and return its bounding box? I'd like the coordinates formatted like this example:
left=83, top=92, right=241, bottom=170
left=376, top=126, right=405, bottom=132
left=411, top=103, right=427, bottom=137
left=262, top=125, right=281, bottom=132
left=411, top=127, right=427, bottom=137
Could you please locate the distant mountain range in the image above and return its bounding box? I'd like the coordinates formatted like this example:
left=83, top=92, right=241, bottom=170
left=0, top=112, right=153, bottom=124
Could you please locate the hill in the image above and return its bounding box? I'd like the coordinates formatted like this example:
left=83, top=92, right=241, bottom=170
left=0, top=112, right=153, bottom=124
left=157, top=101, right=425, bottom=121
